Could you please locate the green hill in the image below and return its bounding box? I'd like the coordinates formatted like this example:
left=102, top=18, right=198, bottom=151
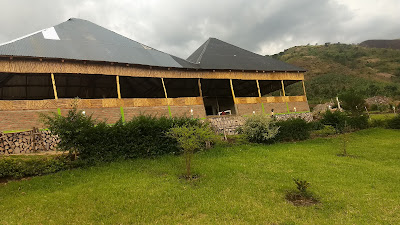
left=272, top=43, right=400, bottom=104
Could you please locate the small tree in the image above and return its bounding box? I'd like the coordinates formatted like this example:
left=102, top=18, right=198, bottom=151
left=167, top=124, right=217, bottom=179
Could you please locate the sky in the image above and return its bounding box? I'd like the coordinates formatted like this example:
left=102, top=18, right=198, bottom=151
left=0, top=0, right=399, bottom=58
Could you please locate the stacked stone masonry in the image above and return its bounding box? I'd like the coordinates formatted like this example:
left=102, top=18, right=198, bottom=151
left=0, top=130, right=59, bottom=155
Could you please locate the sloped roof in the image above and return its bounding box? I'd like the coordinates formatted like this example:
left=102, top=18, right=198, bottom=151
left=0, top=18, right=304, bottom=72
left=0, top=18, right=190, bottom=68
left=187, top=38, right=305, bottom=72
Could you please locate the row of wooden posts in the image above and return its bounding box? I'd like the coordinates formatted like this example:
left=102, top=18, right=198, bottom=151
left=49, top=73, right=307, bottom=103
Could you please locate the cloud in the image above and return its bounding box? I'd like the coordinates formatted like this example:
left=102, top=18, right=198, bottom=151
left=0, top=0, right=399, bottom=58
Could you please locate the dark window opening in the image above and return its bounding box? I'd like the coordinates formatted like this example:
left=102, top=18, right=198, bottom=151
left=163, top=78, right=199, bottom=98
left=201, top=79, right=236, bottom=116
left=56, top=74, right=117, bottom=99
left=0, top=73, right=54, bottom=100
left=232, top=80, right=258, bottom=97
left=119, top=77, right=165, bottom=98
left=259, top=80, right=284, bottom=97
left=283, top=80, right=303, bottom=96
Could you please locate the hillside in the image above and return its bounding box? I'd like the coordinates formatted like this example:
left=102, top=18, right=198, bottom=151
left=272, top=43, right=400, bottom=104
left=360, top=39, right=400, bottom=50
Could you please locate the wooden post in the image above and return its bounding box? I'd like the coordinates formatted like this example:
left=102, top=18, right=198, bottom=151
left=161, top=78, right=172, bottom=117
left=256, top=80, right=265, bottom=114
left=230, top=79, right=239, bottom=114
left=161, top=78, right=168, bottom=99
left=116, top=76, right=125, bottom=122
left=116, top=75, right=121, bottom=99
left=256, top=80, right=262, bottom=97
left=198, top=78, right=203, bottom=97
left=50, top=73, right=58, bottom=100
left=281, top=80, right=286, bottom=96
left=302, top=80, right=307, bottom=97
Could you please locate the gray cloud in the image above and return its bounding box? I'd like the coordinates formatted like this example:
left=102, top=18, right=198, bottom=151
left=1, top=0, right=399, bottom=58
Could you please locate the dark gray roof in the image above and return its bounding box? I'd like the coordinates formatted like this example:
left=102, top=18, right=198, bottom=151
left=0, top=18, right=190, bottom=68
left=187, top=38, right=305, bottom=72
left=0, top=18, right=304, bottom=72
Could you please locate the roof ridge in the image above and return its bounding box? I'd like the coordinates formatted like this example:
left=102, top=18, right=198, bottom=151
left=195, top=38, right=211, bottom=64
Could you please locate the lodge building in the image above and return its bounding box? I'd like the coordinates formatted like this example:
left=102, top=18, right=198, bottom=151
left=0, top=18, right=309, bottom=131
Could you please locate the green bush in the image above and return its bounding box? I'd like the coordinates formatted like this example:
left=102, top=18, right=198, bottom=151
left=347, top=114, right=369, bottom=130
left=369, top=119, right=387, bottom=128
left=387, top=114, right=400, bottom=129
left=42, top=107, right=202, bottom=162
left=308, top=120, right=325, bottom=131
left=321, top=110, right=347, bottom=132
left=275, top=118, right=310, bottom=142
left=237, top=114, right=279, bottom=143
left=338, top=90, right=366, bottom=114
left=321, top=110, right=369, bottom=132
left=0, top=155, right=76, bottom=179
left=311, top=125, right=336, bottom=137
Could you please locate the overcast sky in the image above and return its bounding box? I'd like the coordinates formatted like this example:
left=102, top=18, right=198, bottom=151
left=1, top=0, right=399, bottom=58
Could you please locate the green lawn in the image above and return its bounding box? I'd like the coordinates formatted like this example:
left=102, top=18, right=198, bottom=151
left=1, top=128, right=400, bottom=224
left=369, top=113, right=397, bottom=120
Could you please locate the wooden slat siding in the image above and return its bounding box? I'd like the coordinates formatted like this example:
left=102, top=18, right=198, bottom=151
left=0, top=97, right=204, bottom=111
left=235, top=97, right=261, bottom=104
left=0, top=59, right=304, bottom=81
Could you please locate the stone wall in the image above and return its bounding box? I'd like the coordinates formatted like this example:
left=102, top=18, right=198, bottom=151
left=0, top=130, right=59, bottom=155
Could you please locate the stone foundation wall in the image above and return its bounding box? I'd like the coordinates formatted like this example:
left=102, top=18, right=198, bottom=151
left=0, top=130, right=59, bottom=155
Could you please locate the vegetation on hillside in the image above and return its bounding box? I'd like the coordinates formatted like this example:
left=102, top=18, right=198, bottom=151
left=272, top=43, right=400, bottom=103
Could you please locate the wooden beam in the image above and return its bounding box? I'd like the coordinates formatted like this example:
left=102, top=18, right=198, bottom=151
left=161, top=78, right=168, bottom=99
left=229, top=79, right=236, bottom=103
left=302, top=80, right=307, bottom=97
left=0, top=59, right=305, bottom=81
left=281, top=80, right=286, bottom=96
left=256, top=80, right=262, bottom=97
left=198, top=78, right=203, bottom=97
left=116, top=75, right=121, bottom=99
left=50, top=73, right=58, bottom=100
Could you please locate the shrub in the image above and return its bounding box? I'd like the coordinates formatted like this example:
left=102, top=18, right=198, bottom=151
left=0, top=155, right=76, bottom=179
left=237, top=114, right=279, bottom=143
left=311, top=125, right=336, bottom=137
left=40, top=107, right=96, bottom=155
left=387, top=114, right=400, bottom=129
left=167, top=123, right=217, bottom=178
left=347, top=114, right=369, bottom=130
left=42, top=107, right=202, bottom=162
left=338, top=90, right=366, bottom=114
left=321, top=110, right=368, bottom=132
left=308, top=120, right=324, bottom=131
left=369, top=119, right=387, bottom=128
left=321, top=110, right=347, bottom=133
left=275, top=118, right=310, bottom=142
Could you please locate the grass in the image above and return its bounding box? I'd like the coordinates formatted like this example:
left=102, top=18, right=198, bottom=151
left=369, top=113, right=397, bottom=120
left=1, top=128, right=400, bottom=224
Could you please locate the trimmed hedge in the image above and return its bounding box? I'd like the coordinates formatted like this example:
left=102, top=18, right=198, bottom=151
left=387, top=114, right=400, bottom=129
left=275, top=118, right=310, bottom=142
left=0, top=155, right=76, bottom=179
left=41, top=108, right=202, bottom=162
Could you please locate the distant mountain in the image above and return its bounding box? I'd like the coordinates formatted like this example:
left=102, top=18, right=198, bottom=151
left=359, top=39, right=400, bottom=50
left=272, top=43, right=400, bottom=104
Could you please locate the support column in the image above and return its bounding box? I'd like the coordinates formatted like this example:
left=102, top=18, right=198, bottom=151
left=198, top=78, right=203, bottom=97
left=50, top=73, right=61, bottom=115
left=116, top=76, right=125, bottom=122
left=230, top=79, right=238, bottom=115
left=161, top=78, right=172, bottom=117
left=256, top=80, right=265, bottom=114
left=302, top=80, right=307, bottom=97
left=281, top=80, right=289, bottom=113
